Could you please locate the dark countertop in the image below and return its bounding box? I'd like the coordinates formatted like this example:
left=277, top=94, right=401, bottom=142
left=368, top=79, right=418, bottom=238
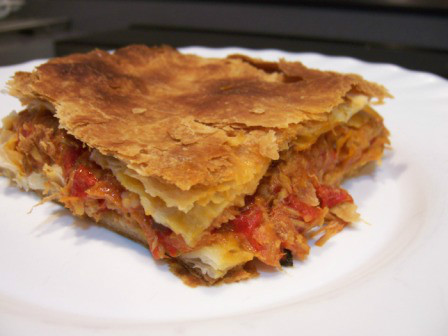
left=1, top=0, right=447, bottom=77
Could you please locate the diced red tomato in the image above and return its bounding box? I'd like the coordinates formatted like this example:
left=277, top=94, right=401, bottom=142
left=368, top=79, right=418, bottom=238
left=155, top=227, right=190, bottom=258
left=314, top=183, right=353, bottom=208
left=86, top=180, right=122, bottom=206
left=156, top=230, right=178, bottom=257
left=150, top=245, right=164, bottom=260
left=97, top=199, right=107, bottom=211
left=134, top=215, right=165, bottom=260
left=70, top=164, right=98, bottom=198
left=63, top=146, right=82, bottom=177
left=230, top=205, right=264, bottom=251
left=272, top=185, right=282, bottom=194
left=283, top=194, right=322, bottom=223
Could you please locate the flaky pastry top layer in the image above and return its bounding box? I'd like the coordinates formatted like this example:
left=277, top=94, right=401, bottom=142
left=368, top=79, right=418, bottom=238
left=9, top=45, right=390, bottom=190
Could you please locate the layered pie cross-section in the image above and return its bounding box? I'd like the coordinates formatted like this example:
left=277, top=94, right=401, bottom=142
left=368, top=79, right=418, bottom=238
left=0, top=45, right=391, bottom=285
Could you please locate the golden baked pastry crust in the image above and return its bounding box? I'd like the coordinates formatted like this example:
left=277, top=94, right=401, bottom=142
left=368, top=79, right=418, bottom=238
left=8, top=45, right=390, bottom=191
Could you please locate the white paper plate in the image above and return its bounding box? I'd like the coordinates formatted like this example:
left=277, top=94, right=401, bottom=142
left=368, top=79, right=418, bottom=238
left=1, top=47, right=447, bottom=336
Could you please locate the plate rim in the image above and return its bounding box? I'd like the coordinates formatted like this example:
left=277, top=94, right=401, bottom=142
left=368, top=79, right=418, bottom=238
left=1, top=46, right=447, bottom=336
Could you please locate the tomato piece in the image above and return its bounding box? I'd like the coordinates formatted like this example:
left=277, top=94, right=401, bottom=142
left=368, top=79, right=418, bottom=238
left=232, top=206, right=263, bottom=236
left=314, top=183, right=353, bottom=208
left=231, top=205, right=264, bottom=251
left=155, top=228, right=190, bottom=257
left=70, top=164, right=98, bottom=198
left=86, top=180, right=122, bottom=206
left=272, top=185, right=282, bottom=194
left=134, top=215, right=164, bottom=260
left=63, top=146, right=82, bottom=178
left=284, top=194, right=322, bottom=223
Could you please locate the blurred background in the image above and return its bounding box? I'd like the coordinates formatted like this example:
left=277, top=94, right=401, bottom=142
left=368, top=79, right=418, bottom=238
left=0, top=0, right=447, bottom=77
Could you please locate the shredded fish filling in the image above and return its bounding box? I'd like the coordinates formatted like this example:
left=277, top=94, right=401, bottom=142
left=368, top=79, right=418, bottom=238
left=0, top=104, right=389, bottom=284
